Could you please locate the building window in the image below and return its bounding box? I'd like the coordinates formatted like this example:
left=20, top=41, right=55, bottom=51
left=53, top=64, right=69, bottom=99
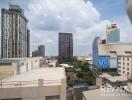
left=123, top=71, right=125, bottom=74
left=109, top=51, right=116, bottom=53
left=125, top=51, right=132, bottom=54
left=46, top=95, right=60, bottom=100
left=118, top=69, right=121, bottom=72
left=127, top=72, right=129, bottom=75
left=123, top=67, right=125, bottom=69
left=118, top=57, right=121, bottom=60
left=127, top=63, right=129, bottom=66
left=123, top=62, right=125, bottom=65
left=127, top=58, right=129, bottom=61
left=127, top=68, right=129, bottom=70
left=118, top=62, right=121, bottom=64
left=123, top=58, right=125, bottom=61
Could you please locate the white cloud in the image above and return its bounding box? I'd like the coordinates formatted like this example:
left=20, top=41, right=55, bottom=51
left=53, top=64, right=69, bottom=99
left=26, top=0, right=109, bottom=55
left=26, top=0, right=112, bottom=56
left=1, top=0, right=131, bottom=56
left=115, top=16, right=132, bottom=42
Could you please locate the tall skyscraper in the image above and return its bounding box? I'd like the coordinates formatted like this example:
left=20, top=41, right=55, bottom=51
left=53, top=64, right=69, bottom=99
left=1, top=5, right=30, bottom=58
left=32, top=45, right=45, bottom=57
left=106, top=23, right=120, bottom=43
left=59, top=32, right=73, bottom=63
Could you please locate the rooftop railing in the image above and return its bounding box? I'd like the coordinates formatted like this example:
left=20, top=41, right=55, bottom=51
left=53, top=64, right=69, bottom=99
left=0, top=79, right=61, bottom=88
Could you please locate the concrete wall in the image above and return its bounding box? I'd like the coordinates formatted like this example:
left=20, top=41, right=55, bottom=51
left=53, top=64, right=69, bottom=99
left=127, top=82, right=132, bottom=93
left=96, top=77, right=102, bottom=87
left=0, top=79, right=66, bottom=100
left=99, top=44, right=132, bottom=56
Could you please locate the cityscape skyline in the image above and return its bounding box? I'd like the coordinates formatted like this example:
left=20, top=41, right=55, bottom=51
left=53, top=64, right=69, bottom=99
left=0, top=0, right=132, bottom=56
left=0, top=1, right=132, bottom=100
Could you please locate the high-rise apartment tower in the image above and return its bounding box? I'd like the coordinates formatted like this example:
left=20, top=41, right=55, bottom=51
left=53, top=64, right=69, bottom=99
left=1, top=5, right=30, bottom=58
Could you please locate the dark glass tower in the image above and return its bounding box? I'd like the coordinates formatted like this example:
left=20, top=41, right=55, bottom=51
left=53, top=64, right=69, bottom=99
left=27, top=29, right=30, bottom=57
left=59, top=33, right=73, bottom=63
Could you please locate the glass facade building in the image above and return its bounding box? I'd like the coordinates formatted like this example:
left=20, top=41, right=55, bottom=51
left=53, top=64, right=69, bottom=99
left=106, top=24, right=120, bottom=43
left=92, top=37, right=110, bottom=69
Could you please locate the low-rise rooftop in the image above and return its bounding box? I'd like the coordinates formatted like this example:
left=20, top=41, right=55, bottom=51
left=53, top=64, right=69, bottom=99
left=100, top=73, right=128, bottom=83
left=0, top=67, right=66, bottom=88
left=83, top=87, right=132, bottom=100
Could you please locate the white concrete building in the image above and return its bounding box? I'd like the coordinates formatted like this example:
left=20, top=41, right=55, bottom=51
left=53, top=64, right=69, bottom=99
left=0, top=67, right=66, bottom=100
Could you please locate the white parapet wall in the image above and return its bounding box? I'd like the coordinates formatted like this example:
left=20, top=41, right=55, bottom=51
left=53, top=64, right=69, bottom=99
left=0, top=67, right=66, bottom=100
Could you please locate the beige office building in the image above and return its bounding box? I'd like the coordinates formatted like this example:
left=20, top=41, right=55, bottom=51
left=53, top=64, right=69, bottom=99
left=93, top=37, right=132, bottom=75
left=0, top=67, right=66, bottom=100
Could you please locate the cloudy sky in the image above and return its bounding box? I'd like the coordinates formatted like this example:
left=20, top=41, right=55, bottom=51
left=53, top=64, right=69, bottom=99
left=0, top=0, right=132, bottom=56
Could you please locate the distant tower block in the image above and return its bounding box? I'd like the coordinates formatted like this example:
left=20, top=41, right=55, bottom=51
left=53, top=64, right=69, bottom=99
left=106, top=23, right=120, bottom=43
